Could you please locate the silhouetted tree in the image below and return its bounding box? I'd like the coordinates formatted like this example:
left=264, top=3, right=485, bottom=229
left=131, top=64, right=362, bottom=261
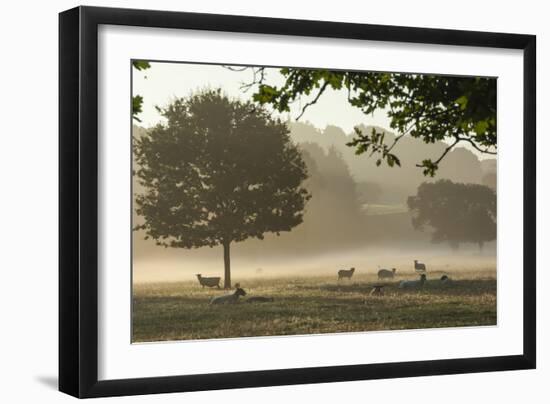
left=134, top=90, right=310, bottom=288
left=245, top=68, right=496, bottom=175
left=407, top=180, right=496, bottom=250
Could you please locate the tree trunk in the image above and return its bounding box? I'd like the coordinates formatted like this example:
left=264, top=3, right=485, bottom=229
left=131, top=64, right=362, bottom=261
left=223, top=241, right=231, bottom=289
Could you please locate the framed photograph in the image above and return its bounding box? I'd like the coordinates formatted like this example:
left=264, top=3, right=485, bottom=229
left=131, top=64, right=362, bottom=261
left=59, top=6, right=536, bottom=398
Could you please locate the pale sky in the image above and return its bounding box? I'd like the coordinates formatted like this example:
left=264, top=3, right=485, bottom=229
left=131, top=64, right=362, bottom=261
left=132, top=61, right=391, bottom=134
left=132, top=61, right=492, bottom=159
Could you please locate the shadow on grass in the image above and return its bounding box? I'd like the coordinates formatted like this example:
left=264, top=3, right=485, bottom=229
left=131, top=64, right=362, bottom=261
left=298, top=278, right=496, bottom=295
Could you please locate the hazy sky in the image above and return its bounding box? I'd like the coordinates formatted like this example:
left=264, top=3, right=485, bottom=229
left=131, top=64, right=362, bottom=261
left=132, top=61, right=392, bottom=133
left=133, top=61, right=495, bottom=162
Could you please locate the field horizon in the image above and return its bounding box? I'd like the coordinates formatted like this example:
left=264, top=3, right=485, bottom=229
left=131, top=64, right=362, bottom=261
left=132, top=248, right=497, bottom=283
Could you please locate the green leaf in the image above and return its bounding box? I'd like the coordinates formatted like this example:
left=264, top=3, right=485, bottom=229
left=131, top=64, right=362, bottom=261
left=455, top=95, right=468, bottom=110
left=420, top=159, right=438, bottom=177
left=132, top=95, right=144, bottom=121
left=474, top=120, right=489, bottom=135
left=387, top=154, right=401, bottom=168
left=132, top=60, right=151, bottom=71
left=253, top=85, right=280, bottom=104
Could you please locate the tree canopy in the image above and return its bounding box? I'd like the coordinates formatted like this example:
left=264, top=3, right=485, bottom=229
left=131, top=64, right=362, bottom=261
left=243, top=67, right=496, bottom=176
left=407, top=180, right=496, bottom=250
left=134, top=90, right=310, bottom=287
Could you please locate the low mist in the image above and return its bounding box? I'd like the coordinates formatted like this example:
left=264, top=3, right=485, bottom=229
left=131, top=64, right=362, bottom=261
left=133, top=243, right=496, bottom=283
left=132, top=122, right=497, bottom=284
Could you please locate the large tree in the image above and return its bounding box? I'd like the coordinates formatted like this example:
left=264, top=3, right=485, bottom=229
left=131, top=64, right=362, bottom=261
left=407, top=180, right=496, bottom=250
left=239, top=67, right=496, bottom=176
left=134, top=90, right=311, bottom=288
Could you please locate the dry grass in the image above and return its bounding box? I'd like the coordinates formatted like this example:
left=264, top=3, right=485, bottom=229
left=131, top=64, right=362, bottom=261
left=132, top=268, right=496, bottom=342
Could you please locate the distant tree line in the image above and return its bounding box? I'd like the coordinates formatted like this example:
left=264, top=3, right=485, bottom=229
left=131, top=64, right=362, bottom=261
left=288, top=121, right=496, bottom=205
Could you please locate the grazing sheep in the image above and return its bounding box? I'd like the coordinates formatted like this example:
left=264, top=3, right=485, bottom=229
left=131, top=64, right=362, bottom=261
left=378, top=268, right=396, bottom=279
left=246, top=296, right=274, bottom=303
left=414, top=260, right=427, bottom=273
left=399, top=274, right=427, bottom=289
left=338, top=267, right=355, bottom=280
left=210, top=287, right=247, bottom=305
left=370, top=284, right=385, bottom=296
left=196, top=274, right=221, bottom=289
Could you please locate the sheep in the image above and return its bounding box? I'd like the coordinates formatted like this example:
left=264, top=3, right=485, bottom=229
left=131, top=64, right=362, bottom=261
left=414, top=260, right=427, bottom=273
left=378, top=268, right=396, bottom=280
left=399, top=274, right=427, bottom=289
left=210, top=287, right=247, bottom=305
left=246, top=296, right=274, bottom=303
left=338, top=267, right=355, bottom=280
left=196, top=274, right=221, bottom=289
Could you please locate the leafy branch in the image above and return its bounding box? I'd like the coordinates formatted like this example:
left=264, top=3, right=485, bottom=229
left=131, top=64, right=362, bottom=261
left=132, top=60, right=151, bottom=121
left=237, top=67, right=497, bottom=176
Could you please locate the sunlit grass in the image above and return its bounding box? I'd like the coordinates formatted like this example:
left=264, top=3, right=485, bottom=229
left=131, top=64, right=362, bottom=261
left=132, top=268, right=496, bottom=342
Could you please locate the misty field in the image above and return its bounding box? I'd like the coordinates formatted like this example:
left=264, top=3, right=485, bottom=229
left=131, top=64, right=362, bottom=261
left=132, top=268, right=496, bottom=342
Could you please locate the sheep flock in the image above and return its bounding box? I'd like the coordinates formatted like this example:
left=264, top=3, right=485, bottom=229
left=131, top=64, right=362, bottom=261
left=201, top=259, right=455, bottom=306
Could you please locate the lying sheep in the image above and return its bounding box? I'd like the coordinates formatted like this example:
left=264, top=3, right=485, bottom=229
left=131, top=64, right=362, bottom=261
left=196, top=274, right=221, bottom=289
left=246, top=296, right=274, bottom=303
left=210, top=287, right=246, bottom=305
left=399, top=274, right=427, bottom=289
left=378, top=268, right=396, bottom=279
left=338, top=267, right=355, bottom=280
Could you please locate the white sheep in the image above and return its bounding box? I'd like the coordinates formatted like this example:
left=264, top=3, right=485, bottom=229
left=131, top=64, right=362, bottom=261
left=399, top=274, right=427, bottom=289
left=378, top=268, right=396, bottom=279
left=210, top=287, right=247, bottom=305
left=338, top=267, right=355, bottom=280
left=196, top=274, right=221, bottom=288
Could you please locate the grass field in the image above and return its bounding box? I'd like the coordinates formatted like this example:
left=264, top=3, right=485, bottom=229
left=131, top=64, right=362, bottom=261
left=132, top=268, right=496, bottom=343
left=362, top=203, right=409, bottom=216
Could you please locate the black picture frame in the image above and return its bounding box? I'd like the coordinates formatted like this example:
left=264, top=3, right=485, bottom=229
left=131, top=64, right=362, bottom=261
left=59, top=5, right=536, bottom=398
